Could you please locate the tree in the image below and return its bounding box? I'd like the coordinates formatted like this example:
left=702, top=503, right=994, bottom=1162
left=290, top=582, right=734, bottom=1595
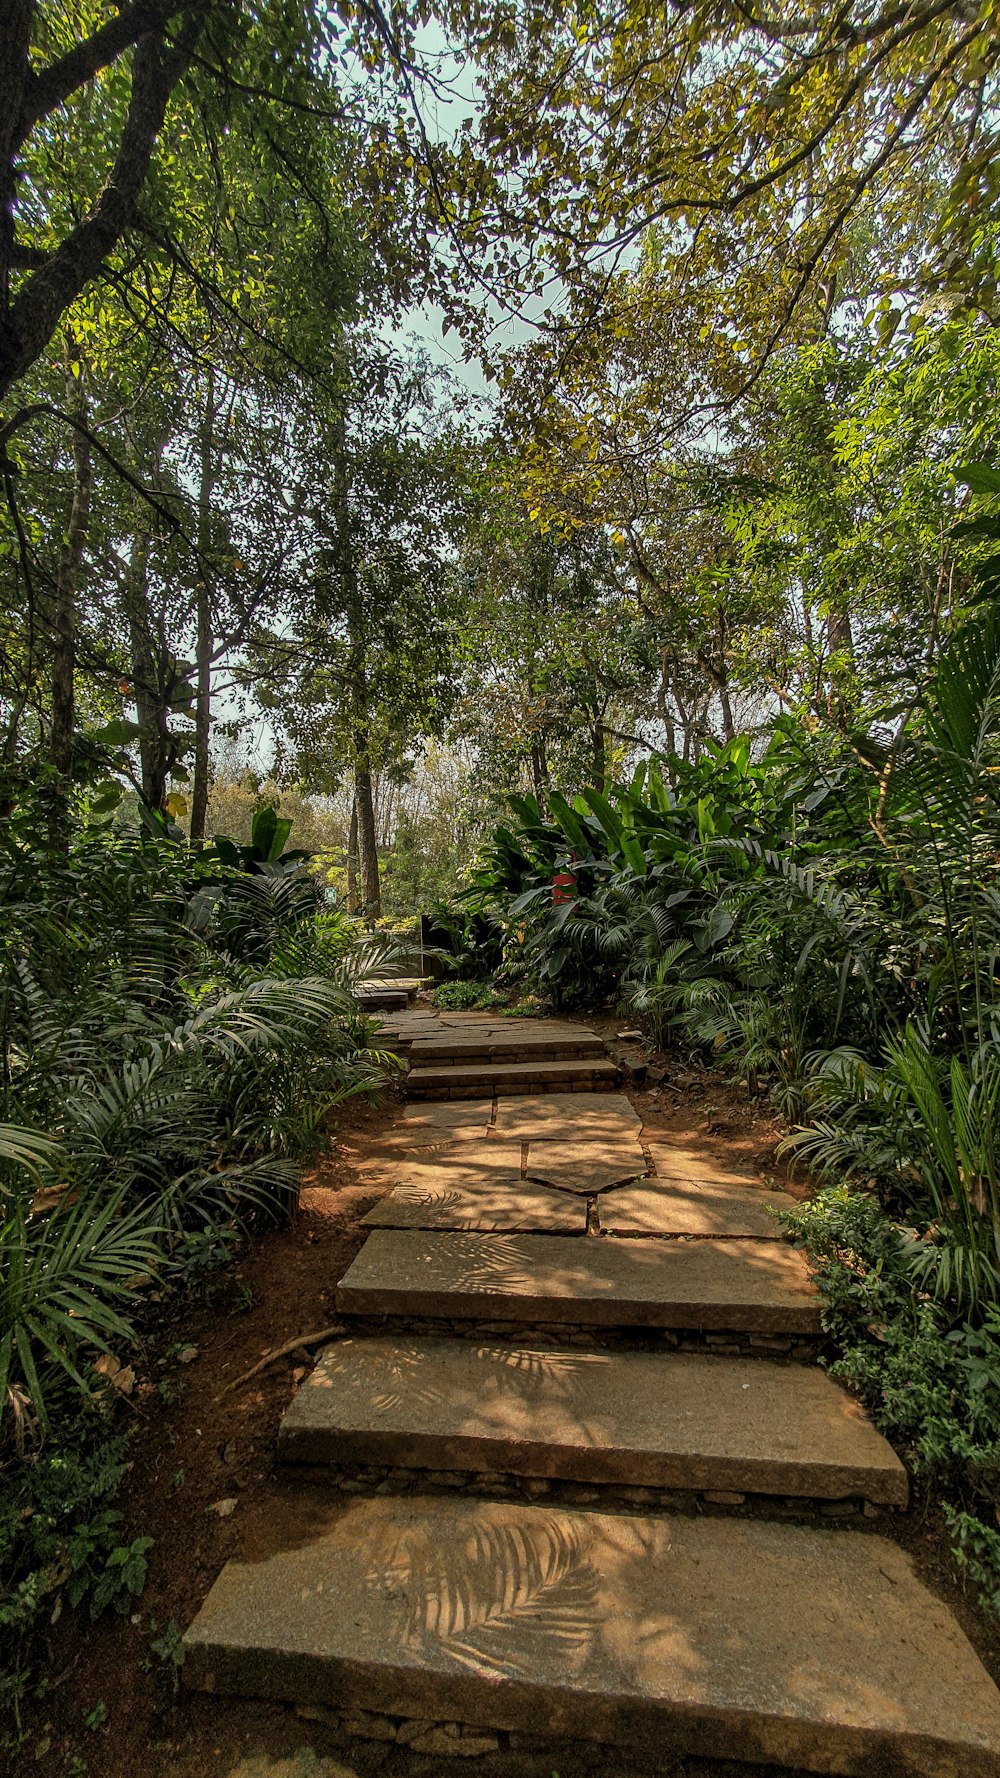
left=425, top=1, right=1000, bottom=405
left=251, top=341, right=471, bottom=918
left=455, top=492, right=656, bottom=805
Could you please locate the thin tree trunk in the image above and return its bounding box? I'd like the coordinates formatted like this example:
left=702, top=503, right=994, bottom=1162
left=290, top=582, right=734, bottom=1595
left=190, top=366, right=217, bottom=840
left=354, top=735, right=380, bottom=919
left=719, top=677, right=736, bottom=742
left=346, top=795, right=359, bottom=913
left=50, top=347, right=91, bottom=786
left=530, top=736, right=548, bottom=807
left=591, top=721, right=605, bottom=791
left=122, top=435, right=173, bottom=810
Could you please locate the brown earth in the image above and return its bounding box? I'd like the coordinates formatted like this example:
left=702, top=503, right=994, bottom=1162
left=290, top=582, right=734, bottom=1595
left=12, top=1041, right=1000, bottom=1778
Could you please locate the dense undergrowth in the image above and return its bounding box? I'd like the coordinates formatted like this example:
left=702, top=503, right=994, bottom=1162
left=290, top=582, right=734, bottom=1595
left=462, top=594, right=1000, bottom=1616
left=0, top=785, right=402, bottom=1741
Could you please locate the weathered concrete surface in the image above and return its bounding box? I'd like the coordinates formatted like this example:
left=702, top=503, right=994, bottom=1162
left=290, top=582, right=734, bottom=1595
left=375, top=1103, right=494, bottom=1149
left=184, top=1496, right=1000, bottom=1776
left=361, top=1181, right=587, bottom=1234
left=644, top=1142, right=768, bottom=1188
left=407, top=1059, right=619, bottom=1099
left=335, top=1231, right=821, bottom=1332
left=598, top=1177, right=789, bottom=1237
left=371, top=1149, right=526, bottom=1189
left=399, top=1101, right=495, bottom=1130
left=494, top=1093, right=642, bottom=1141
left=525, top=1140, right=649, bottom=1194
left=278, top=1335, right=908, bottom=1504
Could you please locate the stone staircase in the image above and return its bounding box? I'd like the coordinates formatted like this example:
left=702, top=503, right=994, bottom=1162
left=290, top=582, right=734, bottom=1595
left=184, top=1015, right=1000, bottom=1776
left=376, top=1010, right=619, bottom=1097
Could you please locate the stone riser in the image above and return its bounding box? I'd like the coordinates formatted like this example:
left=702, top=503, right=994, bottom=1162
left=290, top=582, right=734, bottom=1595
left=409, top=1079, right=619, bottom=1099
left=335, top=1314, right=824, bottom=1361
left=281, top=1462, right=890, bottom=1519
left=407, top=1065, right=620, bottom=1098
left=277, top=1430, right=899, bottom=1505
left=407, top=1040, right=608, bottom=1065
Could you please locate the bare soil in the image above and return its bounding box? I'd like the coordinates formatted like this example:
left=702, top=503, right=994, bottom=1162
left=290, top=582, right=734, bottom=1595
left=13, top=1033, right=1000, bottom=1778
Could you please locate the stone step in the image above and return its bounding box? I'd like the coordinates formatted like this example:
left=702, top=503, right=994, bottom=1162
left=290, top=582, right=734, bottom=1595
left=357, top=987, right=408, bottom=1011
left=335, top=1230, right=822, bottom=1333
left=407, top=1058, right=620, bottom=1098
left=407, top=1031, right=607, bottom=1065
left=183, top=1495, right=1000, bottom=1776
left=362, top=1180, right=588, bottom=1233
left=278, top=1334, right=908, bottom=1505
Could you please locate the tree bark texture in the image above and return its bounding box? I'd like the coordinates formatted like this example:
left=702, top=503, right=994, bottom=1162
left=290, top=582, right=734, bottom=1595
left=190, top=367, right=217, bottom=840
left=0, top=3, right=209, bottom=399
left=50, top=352, right=92, bottom=778
left=346, top=795, right=359, bottom=913
left=353, top=739, right=380, bottom=920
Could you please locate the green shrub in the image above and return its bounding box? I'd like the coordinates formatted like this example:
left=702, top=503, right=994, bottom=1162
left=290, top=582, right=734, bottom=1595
left=781, top=1186, right=1000, bottom=1613
left=431, top=981, right=506, bottom=1010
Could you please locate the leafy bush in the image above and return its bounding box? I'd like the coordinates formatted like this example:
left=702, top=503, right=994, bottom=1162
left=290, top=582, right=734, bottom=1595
left=431, top=981, right=507, bottom=1010
left=781, top=1186, right=1000, bottom=1613
left=470, top=604, right=1000, bottom=1310
left=0, top=781, right=407, bottom=1715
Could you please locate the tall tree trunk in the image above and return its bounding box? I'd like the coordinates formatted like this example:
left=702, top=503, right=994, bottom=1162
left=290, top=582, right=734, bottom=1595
left=826, top=605, right=855, bottom=730
left=190, top=366, right=217, bottom=840
left=353, top=734, right=380, bottom=920
left=50, top=347, right=91, bottom=786
left=591, top=721, right=605, bottom=791
left=530, top=736, right=548, bottom=807
left=346, top=795, right=359, bottom=913
left=122, top=436, right=172, bottom=810
left=719, top=677, right=736, bottom=742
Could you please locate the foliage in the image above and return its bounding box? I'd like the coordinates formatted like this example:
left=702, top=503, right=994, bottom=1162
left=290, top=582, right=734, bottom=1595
left=781, top=1186, right=1000, bottom=1616
left=0, top=779, right=402, bottom=1712
left=472, top=596, right=1000, bottom=1307
left=430, top=981, right=506, bottom=1011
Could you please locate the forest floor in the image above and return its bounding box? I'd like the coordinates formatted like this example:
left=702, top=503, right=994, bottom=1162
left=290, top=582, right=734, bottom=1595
left=15, top=1026, right=1000, bottom=1778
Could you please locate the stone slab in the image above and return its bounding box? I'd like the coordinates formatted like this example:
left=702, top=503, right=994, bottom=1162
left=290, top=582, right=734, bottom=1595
left=372, top=1149, right=526, bottom=1189
left=493, top=1093, right=642, bottom=1141
left=598, top=1178, right=789, bottom=1237
left=644, top=1143, right=767, bottom=1188
left=336, top=1231, right=821, bottom=1332
left=376, top=1103, right=494, bottom=1149
left=184, top=1496, right=1000, bottom=1776
left=399, top=1101, right=495, bottom=1129
left=361, top=1182, right=587, bottom=1234
left=279, top=1335, right=908, bottom=1504
left=525, top=1139, right=649, bottom=1194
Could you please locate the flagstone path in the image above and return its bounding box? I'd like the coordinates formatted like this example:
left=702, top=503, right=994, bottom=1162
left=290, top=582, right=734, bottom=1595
left=185, top=1008, right=1000, bottom=1776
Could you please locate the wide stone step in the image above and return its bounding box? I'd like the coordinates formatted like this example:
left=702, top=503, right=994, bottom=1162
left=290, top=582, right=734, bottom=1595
left=407, top=1031, right=607, bottom=1065
left=183, top=1495, right=1000, bottom=1776
left=278, top=1334, right=908, bottom=1505
left=335, top=1230, right=822, bottom=1333
left=407, top=1058, right=619, bottom=1098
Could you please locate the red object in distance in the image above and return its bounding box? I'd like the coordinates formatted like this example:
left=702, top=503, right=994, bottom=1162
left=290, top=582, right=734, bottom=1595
left=551, top=854, right=577, bottom=905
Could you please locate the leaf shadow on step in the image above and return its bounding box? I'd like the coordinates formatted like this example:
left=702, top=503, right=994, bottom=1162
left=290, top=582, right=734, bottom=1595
left=307, top=1340, right=611, bottom=1419
left=366, top=1513, right=604, bottom=1677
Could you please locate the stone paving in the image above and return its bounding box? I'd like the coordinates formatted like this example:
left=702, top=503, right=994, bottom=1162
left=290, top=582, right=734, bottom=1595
left=186, top=1010, right=1000, bottom=1776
